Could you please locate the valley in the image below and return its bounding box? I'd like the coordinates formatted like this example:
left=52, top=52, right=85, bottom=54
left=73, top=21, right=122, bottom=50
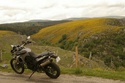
left=0, top=17, right=125, bottom=80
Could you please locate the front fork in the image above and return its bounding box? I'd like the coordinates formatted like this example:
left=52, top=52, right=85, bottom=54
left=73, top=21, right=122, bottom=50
left=13, top=55, right=24, bottom=68
left=13, top=56, right=20, bottom=64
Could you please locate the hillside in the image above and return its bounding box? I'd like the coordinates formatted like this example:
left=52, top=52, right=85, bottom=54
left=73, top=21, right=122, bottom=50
left=0, top=34, right=107, bottom=70
left=0, top=35, right=125, bottom=82
left=0, top=20, right=70, bottom=35
left=0, top=30, right=16, bottom=36
left=1, top=18, right=125, bottom=69
left=32, top=18, right=125, bottom=69
left=0, top=32, right=26, bottom=52
left=32, top=18, right=124, bottom=43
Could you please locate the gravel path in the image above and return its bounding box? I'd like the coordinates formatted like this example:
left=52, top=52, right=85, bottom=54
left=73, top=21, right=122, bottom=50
left=0, top=72, right=124, bottom=83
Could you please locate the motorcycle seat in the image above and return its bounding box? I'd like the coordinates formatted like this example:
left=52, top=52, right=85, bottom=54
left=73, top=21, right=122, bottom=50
left=36, top=52, right=54, bottom=58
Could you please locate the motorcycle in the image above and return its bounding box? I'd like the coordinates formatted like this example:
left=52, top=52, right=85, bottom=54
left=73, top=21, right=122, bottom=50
left=10, top=36, right=61, bottom=79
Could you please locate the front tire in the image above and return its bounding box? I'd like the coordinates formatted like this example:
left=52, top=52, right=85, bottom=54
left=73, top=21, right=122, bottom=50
left=10, top=58, right=24, bottom=74
left=44, top=62, right=60, bottom=79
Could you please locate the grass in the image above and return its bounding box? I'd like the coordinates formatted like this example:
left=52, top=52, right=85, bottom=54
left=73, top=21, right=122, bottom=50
left=0, top=51, right=125, bottom=81
left=0, top=30, right=16, bottom=36
left=0, top=34, right=125, bottom=81
left=1, top=65, right=125, bottom=81
left=61, top=67, right=125, bottom=81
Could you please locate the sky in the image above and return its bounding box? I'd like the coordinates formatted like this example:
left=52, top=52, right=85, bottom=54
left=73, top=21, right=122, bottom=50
left=0, top=0, right=125, bottom=24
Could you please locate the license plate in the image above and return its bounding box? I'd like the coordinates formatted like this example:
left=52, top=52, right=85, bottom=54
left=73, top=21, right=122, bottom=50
left=56, top=56, right=61, bottom=63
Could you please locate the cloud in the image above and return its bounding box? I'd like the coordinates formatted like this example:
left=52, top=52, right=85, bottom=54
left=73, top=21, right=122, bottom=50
left=0, top=0, right=125, bottom=24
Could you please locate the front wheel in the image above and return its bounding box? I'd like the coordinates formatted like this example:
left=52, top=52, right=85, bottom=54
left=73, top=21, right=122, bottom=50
left=10, top=58, right=24, bottom=74
left=44, top=62, right=60, bottom=79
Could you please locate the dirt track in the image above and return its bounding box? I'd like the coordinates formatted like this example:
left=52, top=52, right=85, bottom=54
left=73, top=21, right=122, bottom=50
left=0, top=72, right=125, bottom=83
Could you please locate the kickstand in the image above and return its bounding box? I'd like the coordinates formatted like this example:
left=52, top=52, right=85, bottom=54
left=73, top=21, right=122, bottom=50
left=29, top=71, right=35, bottom=79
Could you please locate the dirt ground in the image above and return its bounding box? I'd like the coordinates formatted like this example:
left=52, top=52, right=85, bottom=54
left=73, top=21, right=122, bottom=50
left=0, top=72, right=125, bottom=83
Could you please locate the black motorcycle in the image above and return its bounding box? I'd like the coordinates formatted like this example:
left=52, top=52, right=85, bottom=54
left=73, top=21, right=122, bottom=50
left=10, top=36, right=60, bottom=79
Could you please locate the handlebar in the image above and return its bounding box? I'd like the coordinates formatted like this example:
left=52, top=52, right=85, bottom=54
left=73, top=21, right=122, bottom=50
left=11, top=36, right=32, bottom=54
left=21, top=40, right=32, bottom=47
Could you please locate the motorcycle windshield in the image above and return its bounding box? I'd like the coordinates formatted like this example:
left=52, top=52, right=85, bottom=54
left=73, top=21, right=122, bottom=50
left=22, top=48, right=31, bottom=52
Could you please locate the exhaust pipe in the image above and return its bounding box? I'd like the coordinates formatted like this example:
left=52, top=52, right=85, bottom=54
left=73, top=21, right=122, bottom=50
left=40, top=59, right=52, bottom=67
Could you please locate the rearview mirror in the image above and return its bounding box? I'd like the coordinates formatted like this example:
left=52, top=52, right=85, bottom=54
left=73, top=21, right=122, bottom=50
left=27, top=36, right=30, bottom=40
left=11, top=45, right=14, bottom=47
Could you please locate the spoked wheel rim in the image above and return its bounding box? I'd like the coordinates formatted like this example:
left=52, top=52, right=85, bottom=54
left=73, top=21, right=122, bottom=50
left=46, top=66, right=58, bottom=76
left=10, top=58, right=24, bottom=74
left=13, top=61, right=22, bottom=72
left=44, top=62, right=60, bottom=79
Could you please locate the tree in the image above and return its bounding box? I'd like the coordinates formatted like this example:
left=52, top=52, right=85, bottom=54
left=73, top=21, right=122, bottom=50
left=58, top=34, right=67, bottom=43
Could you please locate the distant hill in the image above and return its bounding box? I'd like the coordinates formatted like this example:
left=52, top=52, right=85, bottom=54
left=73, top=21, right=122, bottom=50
left=32, top=18, right=125, bottom=69
left=28, top=20, right=52, bottom=22
left=32, top=18, right=125, bottom=43
left=0, top=20, right=70, bottom=36
left=64, top=17, right=89, bottom=20
left=0, top=30, right=16, bottom=36
left=103, top=16, right=125, bottom=19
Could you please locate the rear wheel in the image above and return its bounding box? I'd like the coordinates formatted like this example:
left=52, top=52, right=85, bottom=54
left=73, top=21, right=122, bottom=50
left=44, top=62, right=60, bottom=79
left=10, top=58, right=24, bottom=74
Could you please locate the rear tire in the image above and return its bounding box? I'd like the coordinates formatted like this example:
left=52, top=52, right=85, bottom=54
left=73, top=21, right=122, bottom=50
left=10, top=58, right=24, bottom=74
left=44, top=62, right=60, bottom=79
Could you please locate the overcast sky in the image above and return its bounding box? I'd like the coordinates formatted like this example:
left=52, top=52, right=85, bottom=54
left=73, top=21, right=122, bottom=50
left=0, top=0, right=125, bottom=24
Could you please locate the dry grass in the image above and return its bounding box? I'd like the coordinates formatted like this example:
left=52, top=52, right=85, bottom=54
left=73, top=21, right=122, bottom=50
left=32, top=18, right=123, bottom=43
left=0, top=30, right=16, bottom=36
